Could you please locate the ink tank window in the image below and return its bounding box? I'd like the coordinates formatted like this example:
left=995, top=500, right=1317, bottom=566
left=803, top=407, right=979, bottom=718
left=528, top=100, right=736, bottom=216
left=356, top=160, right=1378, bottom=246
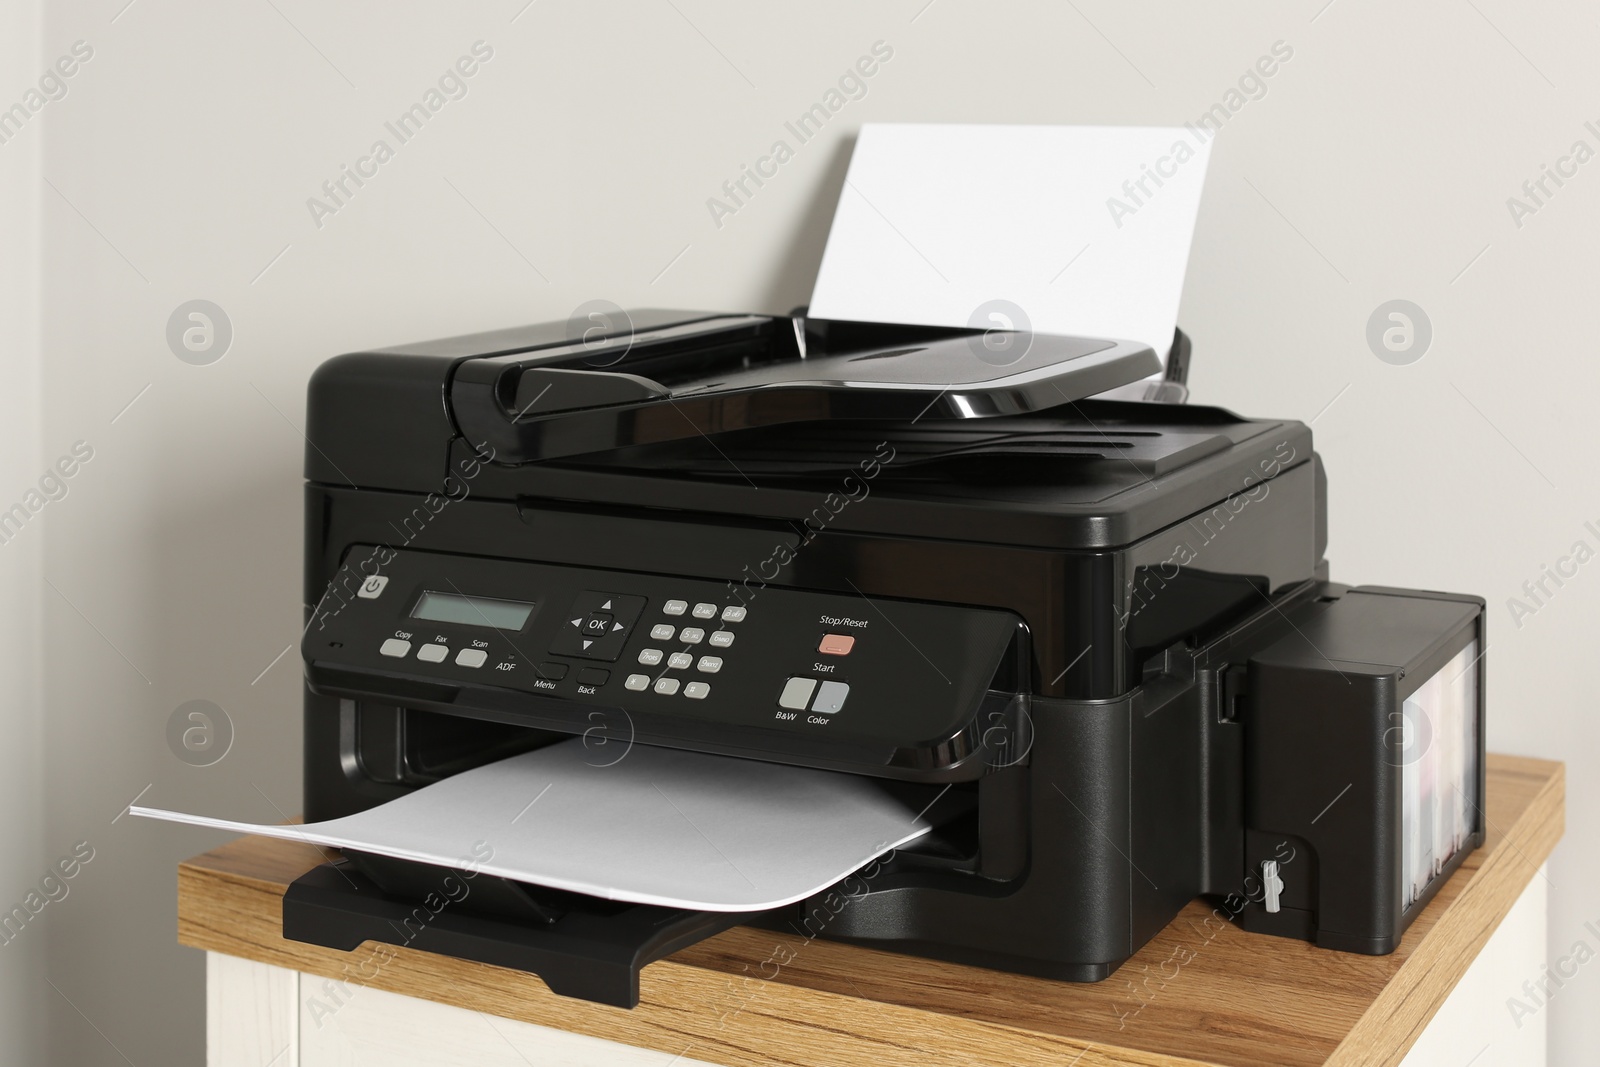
left=1400, top=640, right=1480, bottom=912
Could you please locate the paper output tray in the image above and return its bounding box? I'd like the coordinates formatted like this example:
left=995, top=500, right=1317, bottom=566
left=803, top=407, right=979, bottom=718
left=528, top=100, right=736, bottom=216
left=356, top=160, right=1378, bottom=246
left=244, top=738, right=958, bottom=1007
left=284, top=856, right=746, bottom=1008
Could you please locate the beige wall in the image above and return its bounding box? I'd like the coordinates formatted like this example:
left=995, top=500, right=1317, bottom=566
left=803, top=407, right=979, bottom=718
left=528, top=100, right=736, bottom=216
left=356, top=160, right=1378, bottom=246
left=0, top=0, right=46, bottom=1062
left=13, top=0, right=1596, bottom=1063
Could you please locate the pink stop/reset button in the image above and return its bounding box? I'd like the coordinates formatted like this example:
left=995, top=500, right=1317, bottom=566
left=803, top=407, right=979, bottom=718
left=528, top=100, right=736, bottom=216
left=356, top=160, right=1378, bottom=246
left=818, top=634, right=856, bottom=656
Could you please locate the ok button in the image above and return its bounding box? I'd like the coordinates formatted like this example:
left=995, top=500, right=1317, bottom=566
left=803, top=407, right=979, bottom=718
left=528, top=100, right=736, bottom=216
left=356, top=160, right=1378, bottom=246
left=583, top=613, right=613, bottom=636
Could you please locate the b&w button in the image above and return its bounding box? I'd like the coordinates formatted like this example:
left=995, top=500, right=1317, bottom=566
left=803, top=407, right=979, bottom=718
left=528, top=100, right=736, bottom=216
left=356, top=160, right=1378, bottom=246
left=653, top=677, right=681, bottom=696
left=663, top=600, right=688, bottom=616
left=709, top=630, right=735, bottom=648
left=624, top=673, right=650, bottom=691
left=778, top=677, right=816, bottom=710
left=667, top=652, right=692, bottom=669
left=683, top=681, right=710, bottom=700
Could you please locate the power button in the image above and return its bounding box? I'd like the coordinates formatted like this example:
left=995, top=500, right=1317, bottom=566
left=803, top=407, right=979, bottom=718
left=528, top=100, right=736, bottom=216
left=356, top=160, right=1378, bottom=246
left=357, top=575, right=389, bottom=599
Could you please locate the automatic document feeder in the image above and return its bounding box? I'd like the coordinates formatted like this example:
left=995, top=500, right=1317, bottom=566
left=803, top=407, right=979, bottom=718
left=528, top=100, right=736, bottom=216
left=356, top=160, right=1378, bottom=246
left=284, top=311, right=1485, bottom=1007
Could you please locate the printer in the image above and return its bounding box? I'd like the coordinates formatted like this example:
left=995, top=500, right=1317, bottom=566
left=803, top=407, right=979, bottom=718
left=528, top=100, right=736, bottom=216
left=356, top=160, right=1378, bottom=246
left=288, top=310, right=1486, bottom=1007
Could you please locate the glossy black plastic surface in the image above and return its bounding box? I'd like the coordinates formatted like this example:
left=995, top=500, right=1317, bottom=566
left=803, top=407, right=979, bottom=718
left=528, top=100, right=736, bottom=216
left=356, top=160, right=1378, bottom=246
left=359, top=310, right=1159, bottom=463
left=304, top=545, right=1023, bottom=777
left=282, top=860, right=745, bottom=1008
left=1233, top=585, right=1486, bottom=953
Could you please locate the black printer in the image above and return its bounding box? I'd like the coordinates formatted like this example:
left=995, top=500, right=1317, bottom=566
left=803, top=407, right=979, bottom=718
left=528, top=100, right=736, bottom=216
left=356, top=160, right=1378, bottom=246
left=290, top=311, right=1486, bottom=1007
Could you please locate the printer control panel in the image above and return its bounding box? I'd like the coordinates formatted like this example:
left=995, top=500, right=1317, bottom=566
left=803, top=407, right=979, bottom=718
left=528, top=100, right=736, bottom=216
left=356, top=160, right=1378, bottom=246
left=305, top=546, right=1021, bottom=751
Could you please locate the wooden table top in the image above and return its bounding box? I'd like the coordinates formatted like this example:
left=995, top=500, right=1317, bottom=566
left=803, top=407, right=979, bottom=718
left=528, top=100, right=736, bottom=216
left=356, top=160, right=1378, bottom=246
left=178, top=753, right=1563, bottom=1067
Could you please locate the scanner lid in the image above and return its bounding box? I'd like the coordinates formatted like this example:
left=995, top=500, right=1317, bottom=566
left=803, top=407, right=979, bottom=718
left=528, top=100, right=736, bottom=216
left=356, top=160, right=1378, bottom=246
left=424, top=309, right=1160, bottom=464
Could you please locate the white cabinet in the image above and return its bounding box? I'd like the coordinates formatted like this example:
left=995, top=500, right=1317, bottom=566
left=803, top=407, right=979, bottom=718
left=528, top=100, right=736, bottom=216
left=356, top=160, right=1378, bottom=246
left=206, top=954, right=721, bottom=1067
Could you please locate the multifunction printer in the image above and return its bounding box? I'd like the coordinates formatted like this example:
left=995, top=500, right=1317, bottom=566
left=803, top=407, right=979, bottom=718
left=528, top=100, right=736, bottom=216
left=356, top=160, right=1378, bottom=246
left=288, top=311, right=1484, bottom=1007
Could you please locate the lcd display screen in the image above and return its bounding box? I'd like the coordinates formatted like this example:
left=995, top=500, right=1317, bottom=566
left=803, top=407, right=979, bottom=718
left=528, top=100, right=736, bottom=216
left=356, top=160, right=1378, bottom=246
left=410, top=591, right=536, bottom=630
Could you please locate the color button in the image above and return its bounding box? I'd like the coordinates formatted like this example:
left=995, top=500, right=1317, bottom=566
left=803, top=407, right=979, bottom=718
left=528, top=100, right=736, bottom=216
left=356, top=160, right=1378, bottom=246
left=416, top=643, right=448, bottom=663
left=811, top=681, right=850, bottom=715
left=379, top=638, right=411, bottom=658
left=818, top=634, right=856, bottom=656
left=778, top=677, right=817, bottom=710
left=455, top=648, right=487, bottom=668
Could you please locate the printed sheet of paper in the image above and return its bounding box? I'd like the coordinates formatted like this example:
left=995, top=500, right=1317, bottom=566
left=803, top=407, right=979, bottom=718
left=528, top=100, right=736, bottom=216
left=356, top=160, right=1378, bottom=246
left=808, top=123, right=1213, bottom=362
left=132, top=738, right=933, bottom=912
